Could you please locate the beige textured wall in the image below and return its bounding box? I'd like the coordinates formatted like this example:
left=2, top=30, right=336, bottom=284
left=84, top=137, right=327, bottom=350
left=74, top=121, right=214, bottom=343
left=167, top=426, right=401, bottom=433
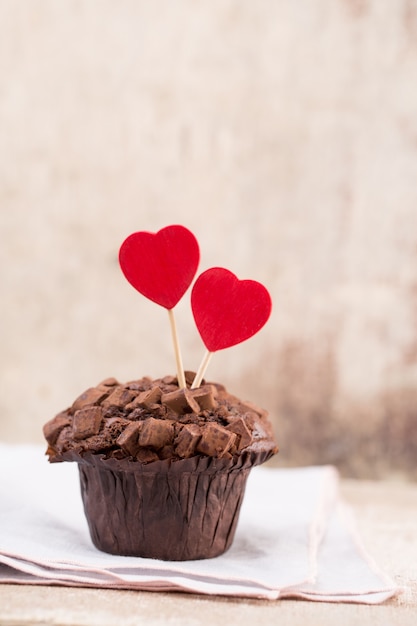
left=1, top=0, right=417, bottom=477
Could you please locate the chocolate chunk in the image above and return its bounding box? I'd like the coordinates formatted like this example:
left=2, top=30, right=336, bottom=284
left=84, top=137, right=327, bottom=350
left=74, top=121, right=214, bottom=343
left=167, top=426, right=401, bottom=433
left=226, top=417, right=252, bottom=451
left=73, top=406, right=103, bottom=440
left=125, top=386, right=162, bottom=410
left=98, top=377, right=119, bottom=387
left=158, top=444, right=177, bottom=460
left=136, top=448, right=159, bottom=463
left=161, top=375, right=177, bottom=385
left=139, top=386, right=162, bottom=405
left=161, top=389, right=200, bottom=415
left=72, top=387, right=110, bottom=411
left=139, top=417, right=175, bottom=449
left=175, top=423, right=202, bottom=458
left=190, top=385, right=218, bottom=411
left=43, top=412, right=70, bottom=445
left=116, top=422, right=142, bottom=456
left=55, top=426, right=73, bottom=451
left=196, top=422, right=237, bottom=458
left=125, top=378, right=152, bottom=391
left=184, top=371, right=198, bottom=386
left=101, top=386, right=137, bottom=409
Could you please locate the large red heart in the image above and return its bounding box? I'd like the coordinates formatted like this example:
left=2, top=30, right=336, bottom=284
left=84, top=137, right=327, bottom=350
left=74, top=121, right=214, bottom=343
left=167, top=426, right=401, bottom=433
left=119, top=225, right=200, bottom=309
left=191, top=267, right=272, bottom=352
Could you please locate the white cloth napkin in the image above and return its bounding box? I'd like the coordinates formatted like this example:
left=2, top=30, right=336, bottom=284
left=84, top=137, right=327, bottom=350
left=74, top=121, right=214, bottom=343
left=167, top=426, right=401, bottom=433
left=0, top=444, right=399, bottom=603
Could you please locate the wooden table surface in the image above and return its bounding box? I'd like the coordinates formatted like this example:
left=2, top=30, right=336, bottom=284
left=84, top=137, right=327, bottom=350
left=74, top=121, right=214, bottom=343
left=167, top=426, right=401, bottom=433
left=1, top=479, right=416, bottom=626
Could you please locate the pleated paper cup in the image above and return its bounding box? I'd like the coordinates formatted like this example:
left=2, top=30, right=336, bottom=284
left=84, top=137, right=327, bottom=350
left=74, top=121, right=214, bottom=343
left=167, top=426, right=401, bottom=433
left=76, top=448, right=273, bottom=561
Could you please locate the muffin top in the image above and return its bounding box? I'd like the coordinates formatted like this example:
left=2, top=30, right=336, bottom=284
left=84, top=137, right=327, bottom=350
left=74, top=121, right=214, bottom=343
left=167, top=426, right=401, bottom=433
left=44, top=373, right=278, bottom=464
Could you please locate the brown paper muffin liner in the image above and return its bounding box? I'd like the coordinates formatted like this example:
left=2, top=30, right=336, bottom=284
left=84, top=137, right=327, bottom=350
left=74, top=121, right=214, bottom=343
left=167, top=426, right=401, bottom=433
left=71, top=447, right=274, bottom=561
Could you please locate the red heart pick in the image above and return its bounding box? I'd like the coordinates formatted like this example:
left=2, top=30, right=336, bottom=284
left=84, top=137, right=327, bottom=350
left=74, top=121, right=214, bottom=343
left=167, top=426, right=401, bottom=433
left=119, top=225, right=200, bottom=309
left=191, top=267, right=272, bottom=352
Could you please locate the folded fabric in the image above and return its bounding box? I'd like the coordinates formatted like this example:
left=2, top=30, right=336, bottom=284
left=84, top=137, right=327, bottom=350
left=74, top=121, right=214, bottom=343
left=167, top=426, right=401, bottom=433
left=0, top=444, right=399, bottom=603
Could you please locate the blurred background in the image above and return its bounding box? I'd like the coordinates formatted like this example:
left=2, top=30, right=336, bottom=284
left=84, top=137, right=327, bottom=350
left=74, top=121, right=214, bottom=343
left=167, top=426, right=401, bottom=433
left=1, top=0, right=417, bottom=479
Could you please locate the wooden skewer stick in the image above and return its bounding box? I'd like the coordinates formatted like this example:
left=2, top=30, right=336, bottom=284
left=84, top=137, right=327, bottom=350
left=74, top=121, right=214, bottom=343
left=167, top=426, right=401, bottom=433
left=168, top=308, right=186, bottom=389
left=191, top=350, right=213, bottom=389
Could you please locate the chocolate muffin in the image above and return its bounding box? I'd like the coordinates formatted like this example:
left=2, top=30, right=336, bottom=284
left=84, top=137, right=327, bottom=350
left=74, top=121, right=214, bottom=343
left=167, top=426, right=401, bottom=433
left=44, top=372, right=278, bottom=560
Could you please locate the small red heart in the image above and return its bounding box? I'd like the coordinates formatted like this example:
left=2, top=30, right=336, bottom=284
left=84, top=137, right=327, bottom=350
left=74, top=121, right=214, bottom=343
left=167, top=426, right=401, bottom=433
left=119, top=225, right=200, bottom=309
left=191, top=267, right=272, bottom=352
